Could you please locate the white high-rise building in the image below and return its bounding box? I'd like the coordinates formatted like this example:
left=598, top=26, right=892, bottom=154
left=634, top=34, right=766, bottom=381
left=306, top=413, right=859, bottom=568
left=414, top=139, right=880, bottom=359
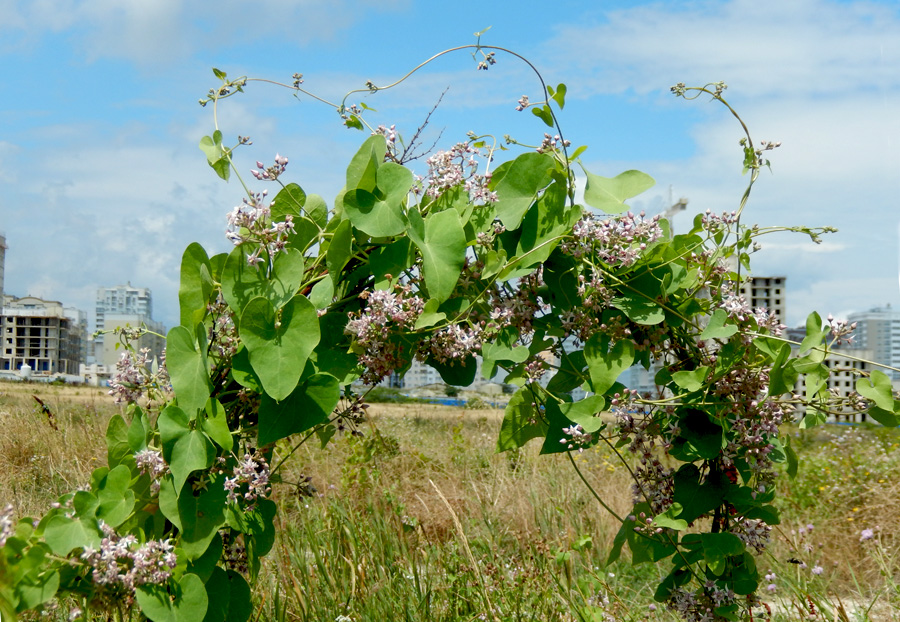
left=0, top=233, right=6, bottom=301
left=739, top=276, right=786, bottom=324
left=846, top=305, right=900, bottom=380
left=95, top=284, right=152, bottom=329
left=94, top=284, right=164, bottom=366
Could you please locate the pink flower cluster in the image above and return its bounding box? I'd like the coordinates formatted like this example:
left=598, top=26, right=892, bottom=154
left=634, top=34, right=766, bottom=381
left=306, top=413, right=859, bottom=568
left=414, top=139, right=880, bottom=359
left=80, top=522, right=177, bottom=593
left=250, top=153, right=288, bottom=181
left=666, top=585, right=736, bottom=622
left=419, top=323, right=482, bottom=365
left=827, top=313, right=857, bottom=346
left=207, top=294, right=240, bottom=360
left=220, top=529, right=249, bottom=575
left=615, top=399, right=674, bottom=514
left=421, top=143, right=496, bottom=204
left=730, top=517, right=772, bottom=554
left=536, top=133, right=571, bottom=154
left=109, top=348, right=152, bottom=405
left=559, top=423, right=592, bottom=452
left=224, top=452, right=271, bottom=509
left=346, top=286, right=424, bottom=384
left=486, top=268, right=547, bottom=338
left=225, top=189, right=295, bottom=266
left=700, top=209, right=738, bottom=233
left=562, top=211, right=663, bottom=267
left=134, top=449, right=168, bottom=494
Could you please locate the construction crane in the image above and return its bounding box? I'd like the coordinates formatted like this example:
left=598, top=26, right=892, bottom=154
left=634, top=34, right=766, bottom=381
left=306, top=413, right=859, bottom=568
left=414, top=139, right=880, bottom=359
left=660, top=186, right=688, bottom=235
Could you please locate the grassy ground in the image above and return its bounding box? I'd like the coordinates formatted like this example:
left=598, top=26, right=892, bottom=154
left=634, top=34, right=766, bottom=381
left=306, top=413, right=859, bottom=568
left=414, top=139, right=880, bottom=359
left=3, top=381, right=900, bottom=620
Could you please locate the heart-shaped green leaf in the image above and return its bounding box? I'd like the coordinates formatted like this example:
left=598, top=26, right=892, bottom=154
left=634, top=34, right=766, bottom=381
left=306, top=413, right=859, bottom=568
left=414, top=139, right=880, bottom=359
left=106, top=414, right=132, bottom=469
left=492, top=152, right=555, bottom=229
left=270, top=182, right=306, bottom=221
left=159, top=405, right=215, bottom=492
left=166, top=326, right=212, bottom=417
left=370, top=237, right=413, bottom=290
left=308, top=278, right=334, bottom=310
left=187, top=532, right=222, bottom=584
left=221, top=247, right=305, bottom=315
left=857, top=369, right=894, bottom=411
left=408, top=209, right=466, bottom=304
left=612, top=294, right=665, bottom=325
left=158, top=474, right=228, bottom=560
left=701, top=309, right=739, bottom=341
left=497, top=385, right=548, bottom=452
left=584, top=336, right=635, bottom=395
left=179, top=243, right=213, bottom=329
left=96, top=465, right=136, bottom=528
left=199, top=131, right=230, bottom=181
left=137, top=573, right=208, bottom=622
left=202, top=398, right=233, bottom=451
left=16, top=568, right=59, bottom=611
left=170, top=430, right=215, bottom=494
left=515, top=179, right=578, bottom=267
left=289, top=193, right=328, bottom=252
left=652, top=503, right=688, bottom=530
left=345, top=135, right=387, bottom=191
left=202, top=567, right=231, bottom=622
left=241, top=295, right=321, bottom=401
left=583, top=168, right=655, bottom=214
left=671, top=367, right=710, bottom=393
left=343, top=162, right=412, bottom=237
left=159, top=405, right=191, bottom=461
left=230, top=346, right=262, bottom=392
left=127, top=407, right=151, bottom=452
left=258, top=373, right=340, bottom=445
left=224, top=569, right=253, bottom=622
left=325, top=219, right=353, bottom=287
left=42, top=516, right=101, bottom=556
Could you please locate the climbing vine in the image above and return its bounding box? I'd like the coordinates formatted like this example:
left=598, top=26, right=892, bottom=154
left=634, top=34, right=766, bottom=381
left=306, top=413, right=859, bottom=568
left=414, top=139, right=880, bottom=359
left=0, top=36, right=892, bottom=622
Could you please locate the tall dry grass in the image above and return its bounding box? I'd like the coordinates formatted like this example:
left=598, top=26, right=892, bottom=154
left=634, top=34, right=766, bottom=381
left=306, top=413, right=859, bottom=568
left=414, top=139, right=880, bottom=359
left=0, top=382, right=118, bottom=518
left=5, top=380, right=900, bottom=619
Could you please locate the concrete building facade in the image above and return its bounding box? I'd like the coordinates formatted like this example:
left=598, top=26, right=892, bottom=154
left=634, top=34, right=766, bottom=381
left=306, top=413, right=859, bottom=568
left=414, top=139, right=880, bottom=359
left=96, top=284, right=152, bottom=328
left=1, top=295, right=87, bottom=375
left=793, top=347, right=876, bottom=423
left=97, top=313, right=166, bottom=368
left=845, top=306, right=900, bottom=380
left=94, top=285, right=165, bottom=366
left=739, top=275, right=786, bottom=323
left=0, top=234, right=6, bottom=301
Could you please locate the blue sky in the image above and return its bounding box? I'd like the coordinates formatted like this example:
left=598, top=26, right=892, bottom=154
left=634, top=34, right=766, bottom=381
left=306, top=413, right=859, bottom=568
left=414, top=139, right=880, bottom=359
left=2, top=0, right=899, bottom=331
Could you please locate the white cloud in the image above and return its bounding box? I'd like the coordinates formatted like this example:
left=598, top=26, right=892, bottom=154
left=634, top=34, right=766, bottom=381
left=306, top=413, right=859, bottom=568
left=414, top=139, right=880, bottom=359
left=546, top=0, right=900, bottom=97
left=550, top=1, right=900, bottom=327
left=0, top=0, right=412, bottom=65
left=790, top=275, right=899, bottom=326
left=4, top=0, right=899, bottom=335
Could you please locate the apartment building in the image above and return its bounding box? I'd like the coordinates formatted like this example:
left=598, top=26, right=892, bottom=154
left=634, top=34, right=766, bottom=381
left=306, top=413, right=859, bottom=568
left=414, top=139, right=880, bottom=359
left=96, top=284, right=152, bottom=328
left=94, top=285, right=165, bottom=366
left=738, top=275, right=786, bottom=323
left=844, top=305, right=900, bottom=380
left=0, top=234, right=6, bottom=301
left=1, top=295, right=87, bottom=375
left=97, top=313, right=166, bottom=368
left=792, top=347, right=876, bottom=423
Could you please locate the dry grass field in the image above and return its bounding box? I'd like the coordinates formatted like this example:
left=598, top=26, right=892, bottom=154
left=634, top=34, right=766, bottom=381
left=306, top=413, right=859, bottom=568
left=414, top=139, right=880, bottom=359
left=5, top=379, right=900, bottom=619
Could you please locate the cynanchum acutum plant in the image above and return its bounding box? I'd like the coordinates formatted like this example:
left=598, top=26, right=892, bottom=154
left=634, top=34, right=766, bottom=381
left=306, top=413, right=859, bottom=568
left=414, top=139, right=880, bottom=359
left=1, top=35, right=896, bottom=622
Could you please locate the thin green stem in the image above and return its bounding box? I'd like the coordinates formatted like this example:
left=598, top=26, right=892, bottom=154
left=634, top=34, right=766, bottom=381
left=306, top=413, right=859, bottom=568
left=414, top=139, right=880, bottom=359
left=566, top=451, right=623, bottom=523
